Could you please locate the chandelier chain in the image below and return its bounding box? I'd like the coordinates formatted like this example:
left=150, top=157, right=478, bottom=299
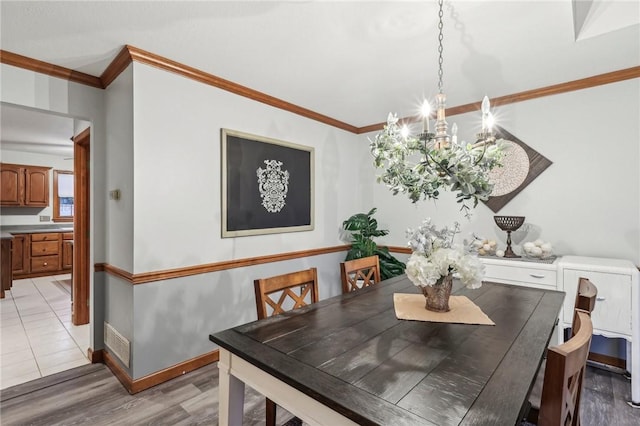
left=437, top=0, right=444, bottom=94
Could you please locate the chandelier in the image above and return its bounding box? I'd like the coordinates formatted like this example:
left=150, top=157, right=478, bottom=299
left=370, top=0, right=505, bottom=217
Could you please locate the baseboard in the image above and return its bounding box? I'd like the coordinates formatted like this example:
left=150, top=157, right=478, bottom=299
left=103, top=349, right=219, bottom=394
left=88, top=348, right=104, bottom=363
left=588, top=351, right=626, bottom=370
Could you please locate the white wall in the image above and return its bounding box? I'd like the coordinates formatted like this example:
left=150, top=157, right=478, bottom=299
left=131, top=62, right=371, bottom=273
left=118, top=62, right=374, bottom=377
left=372, top=78, right=640, bottom=266
left=0, top=149, right=73, bottom=225
left=104, top=65, right=134, bottom=272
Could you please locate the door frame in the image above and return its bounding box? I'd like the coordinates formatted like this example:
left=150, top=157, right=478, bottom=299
left=72, top=127, right=90, bottom=325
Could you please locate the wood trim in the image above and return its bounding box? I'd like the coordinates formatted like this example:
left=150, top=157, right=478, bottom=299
left=75, top=127, right=91, bottom=143
left=88, top=348, right=104, bottom=363
left=3, top=47, right=637, bottom=135
left=98, top=263, right=134, bottom=282
left=588, top=351, right=626, bottom=370
left=72, top=128, right=90, bottom=325
left=103, top=350, right=135, bottom=394
left=0, top=50, right=103, bottom=88
left=124, top=46, right=359, bottom=133
left=96, top=245, right=349, bottom=285
left=387, top=246, right=412, bottom=255
left=100, top=46, right=133, bottom=88
left=103, top=349, right=219, bottom=394
left=356, top=66, right=640, bottom=134
left=52, top=170, right=74, bottom=222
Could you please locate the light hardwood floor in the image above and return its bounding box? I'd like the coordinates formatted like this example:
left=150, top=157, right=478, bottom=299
left=1, top=361, right=639, bottom=425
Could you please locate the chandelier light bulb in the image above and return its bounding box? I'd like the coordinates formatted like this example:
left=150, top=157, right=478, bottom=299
left=481, top=96, right=491, bottom=131
left=421, top=100, right=431, bottom=132
left=451, top=123, right=458, bottom=146
left=487, top=113, right=495, bottom=132
left=401, top=125, right=410, bottom=139
left=481, top=96, right=490, bottom=114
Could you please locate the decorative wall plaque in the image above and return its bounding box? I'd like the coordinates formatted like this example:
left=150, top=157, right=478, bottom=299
left=483, top=126, right=552, bottom=213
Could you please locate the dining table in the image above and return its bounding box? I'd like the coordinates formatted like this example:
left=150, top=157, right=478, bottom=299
left=209, top=275, right=565, bottom=425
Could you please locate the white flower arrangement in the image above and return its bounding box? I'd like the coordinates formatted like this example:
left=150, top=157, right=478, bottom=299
left=405, top=219, right=484, bottom=289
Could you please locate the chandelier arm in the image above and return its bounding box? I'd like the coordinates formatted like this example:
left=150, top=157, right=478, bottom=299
left=424, top=150, right=453, bottom=178
left=472, top=143, right=488, bottom=166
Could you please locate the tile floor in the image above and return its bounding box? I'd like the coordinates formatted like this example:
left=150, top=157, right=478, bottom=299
left=1, top=274, right=90, bottom=389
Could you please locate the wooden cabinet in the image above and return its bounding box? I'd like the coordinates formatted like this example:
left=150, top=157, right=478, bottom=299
left=10, top=231, right=72, bottom=278
left=481, top=257, right=557, bottom=290
left=30, top=233, right=61, bottom=274
left=62, top=233, right=73, bottom=269
left=11, top=234, right=28, bottom=275
left=558, top=256, right=640, bottom=405
left=0, top=163, right=51, bottom=207
left=1, top=236, right=12, bottom=298
left=1, top=164, right=23, bottom=205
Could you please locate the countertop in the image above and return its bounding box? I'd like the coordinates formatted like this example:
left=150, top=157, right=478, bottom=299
left=0, top=225, right=74, bottom=239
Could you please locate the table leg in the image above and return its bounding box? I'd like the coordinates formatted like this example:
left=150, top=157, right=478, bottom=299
left=218, top=349, right=246, bottom=425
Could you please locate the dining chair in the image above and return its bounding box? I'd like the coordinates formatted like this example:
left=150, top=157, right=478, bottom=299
left=571, top=277, right=597, bottom=336
left=253, top=267, right=320, bottom=426
left=524, top=278, right=598, bottom=424
left=340, top=255, right=381, bottom=293
left=534, top=310, right=593, bottom=425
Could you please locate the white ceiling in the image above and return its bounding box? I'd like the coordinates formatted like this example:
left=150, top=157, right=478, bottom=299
left=1, top=0, right=638, bottom=151
left=0, top=105, right=74, bottom=157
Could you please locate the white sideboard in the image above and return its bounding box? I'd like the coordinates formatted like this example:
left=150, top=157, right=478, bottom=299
left=480, top=255, right=640, bottom=406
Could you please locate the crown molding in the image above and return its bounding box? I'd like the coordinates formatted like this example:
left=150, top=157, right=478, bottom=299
left=3, top=47, right=638, bottom=135
left=357, top=65, right=640, bottom=134
left=99, top=45, right=134, bottom=88
left=0, top=50, right=104, bottom=89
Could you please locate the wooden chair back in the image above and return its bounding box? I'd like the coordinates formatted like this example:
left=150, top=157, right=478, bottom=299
left=254, top=267, right=319, bottom=320
left=340, top=255, right=381, bottom=293
left=525, top=277, right=599, bottom=424
left=538, top=310, right=593, bottom=426
left=253, top=267, right=319, bottom=426
left=571, top=277, right=597, bottom=337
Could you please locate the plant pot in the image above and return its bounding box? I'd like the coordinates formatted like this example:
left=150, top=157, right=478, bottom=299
left=420, top=273, right=453, bottom=312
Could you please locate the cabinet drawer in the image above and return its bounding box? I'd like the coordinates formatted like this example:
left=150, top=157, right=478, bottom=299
left=563, top=269, right=631, bottom=335
left=484, top=263, right=556, bottom=288
left=31, top=255, right=59, bottom=273
left=31, top=240, right=59, bottom=257
left=62, top=232, right=73, bottom=240
left=31, top=233, right=59, bottom=242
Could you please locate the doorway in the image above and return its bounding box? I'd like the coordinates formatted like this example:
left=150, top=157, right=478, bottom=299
left=0, top=105, right=93, bottom=389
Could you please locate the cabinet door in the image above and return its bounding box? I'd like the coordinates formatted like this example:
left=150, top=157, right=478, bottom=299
left=563, top=269, right=631, bottom=336
left=62, top=240, right=73, bottom=270
left=1, top=164, right=24, bottom=206
left=11, top=235, right=29, bottom=275
left=24, top=167, right=49, bottom=207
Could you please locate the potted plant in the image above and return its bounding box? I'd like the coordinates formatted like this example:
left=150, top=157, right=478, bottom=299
left=342, top=208, right=406, bottom=280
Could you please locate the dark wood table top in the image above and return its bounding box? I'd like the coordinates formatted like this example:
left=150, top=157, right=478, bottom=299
left=210, top=276, right=565, bottom=425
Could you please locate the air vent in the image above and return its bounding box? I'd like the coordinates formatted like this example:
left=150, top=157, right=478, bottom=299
left=104, top=322, right=130, bottom=367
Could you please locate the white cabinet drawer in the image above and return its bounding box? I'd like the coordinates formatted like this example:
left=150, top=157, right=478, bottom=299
left=483, top=261, right=557, bottom=289
left=562, top=269, right=631, bottom=336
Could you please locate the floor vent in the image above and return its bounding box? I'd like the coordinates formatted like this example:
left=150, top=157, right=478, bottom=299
left=104, top=322, right=130, bottom=368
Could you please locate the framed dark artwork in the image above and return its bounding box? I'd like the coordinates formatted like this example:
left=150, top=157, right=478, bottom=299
left=221, top=129, right=315, bottom=237
left=483, top=126, right=552, bottom=213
